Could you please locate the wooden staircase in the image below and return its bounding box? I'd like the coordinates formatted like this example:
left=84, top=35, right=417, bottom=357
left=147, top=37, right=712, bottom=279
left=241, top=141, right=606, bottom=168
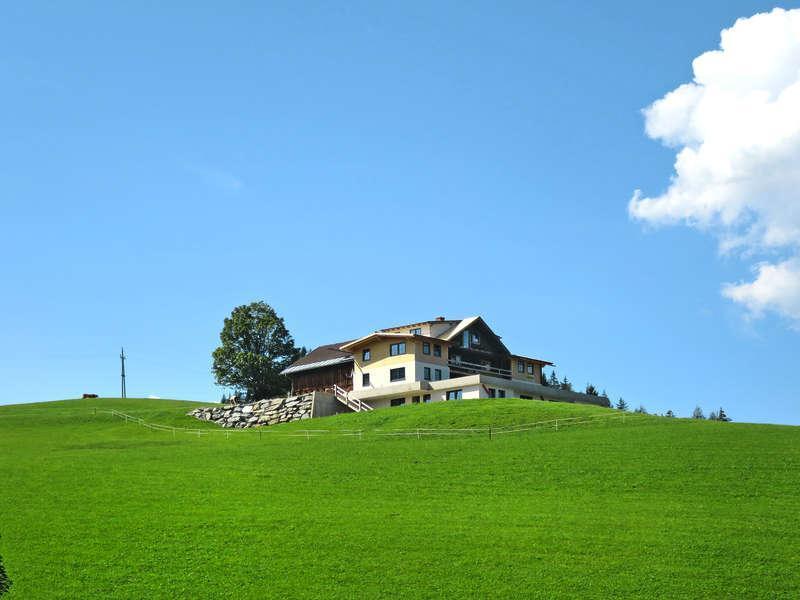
left=332, top=384, right=373, bottom=412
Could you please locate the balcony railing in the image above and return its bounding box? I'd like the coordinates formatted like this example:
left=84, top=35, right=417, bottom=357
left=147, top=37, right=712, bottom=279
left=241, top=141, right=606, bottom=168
left=448, top=359, right=511, bottom=379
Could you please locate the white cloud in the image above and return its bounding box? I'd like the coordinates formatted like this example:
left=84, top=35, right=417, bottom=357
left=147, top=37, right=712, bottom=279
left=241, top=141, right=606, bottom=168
left=723, top=258, right=800, bottom=324
left=629, top=8, right=800, bottom=327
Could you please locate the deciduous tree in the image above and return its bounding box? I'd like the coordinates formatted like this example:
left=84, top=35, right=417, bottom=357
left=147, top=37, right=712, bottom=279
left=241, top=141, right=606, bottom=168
left=212, top=301, right=305, bottom=401
left=692, top=406, right=705, bottom=419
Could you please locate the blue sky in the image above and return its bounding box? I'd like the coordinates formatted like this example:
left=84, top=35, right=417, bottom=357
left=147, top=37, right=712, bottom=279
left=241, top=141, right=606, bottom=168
left=1, top=1, right=798, bottom=424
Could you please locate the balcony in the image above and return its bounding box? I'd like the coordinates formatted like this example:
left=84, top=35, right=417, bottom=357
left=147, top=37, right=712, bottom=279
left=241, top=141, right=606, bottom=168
left=448, top=358, right=511, bottom=379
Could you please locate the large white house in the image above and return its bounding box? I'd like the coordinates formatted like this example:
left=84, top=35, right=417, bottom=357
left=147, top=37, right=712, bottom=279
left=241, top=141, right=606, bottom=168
left=281, top=316, right=607, bottom=411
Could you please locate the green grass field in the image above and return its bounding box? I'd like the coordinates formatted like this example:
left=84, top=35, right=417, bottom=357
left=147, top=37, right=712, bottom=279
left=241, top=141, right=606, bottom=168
left=1, top=398, right=798, bottom=598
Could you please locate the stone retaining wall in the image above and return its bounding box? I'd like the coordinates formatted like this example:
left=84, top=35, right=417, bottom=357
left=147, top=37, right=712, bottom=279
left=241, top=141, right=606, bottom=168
left=188, top=394, right=314, bottom=428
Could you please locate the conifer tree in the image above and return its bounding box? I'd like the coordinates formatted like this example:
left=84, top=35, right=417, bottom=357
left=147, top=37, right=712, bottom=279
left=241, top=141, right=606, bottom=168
left=548, top=371, right=559, bottom=387
left=560, top=376, right=572, bottom=391
left=540, top=371, right=550, bottom=387
left=717, top=407, right=731, bottom=422
left=634, top=404, right=648, bottom=414
left=615, top=397, right=628, bottom=411
left=585, top=383, right=598, bottom=396
left=665, top=409, right=675, bottom=418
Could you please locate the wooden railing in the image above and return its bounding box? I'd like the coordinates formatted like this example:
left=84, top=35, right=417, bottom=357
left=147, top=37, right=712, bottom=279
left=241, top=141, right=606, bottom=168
left=332, top=384, right=373, bottom=412
left=448, top=359, right=512, bottom=378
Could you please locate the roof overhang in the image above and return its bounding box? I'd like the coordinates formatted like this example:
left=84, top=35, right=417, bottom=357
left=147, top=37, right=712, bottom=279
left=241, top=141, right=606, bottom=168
left=339, top=332, right=449, bottom=352
left=511, top=354, right=554, bottom=366
left=280, top=355, right=353, bottom=375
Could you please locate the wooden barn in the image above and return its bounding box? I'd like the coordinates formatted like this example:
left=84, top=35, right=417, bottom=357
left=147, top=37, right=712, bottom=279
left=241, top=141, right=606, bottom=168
left=281, top=341, right=354, bottom=395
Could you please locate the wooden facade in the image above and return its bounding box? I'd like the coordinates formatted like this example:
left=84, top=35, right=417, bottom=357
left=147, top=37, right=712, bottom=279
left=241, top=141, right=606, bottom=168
left=290, top=362, right=353, bottom=395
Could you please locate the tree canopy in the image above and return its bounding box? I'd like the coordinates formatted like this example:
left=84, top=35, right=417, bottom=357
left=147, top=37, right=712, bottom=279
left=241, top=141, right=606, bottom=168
left=212, top=301, right=305, bottom=401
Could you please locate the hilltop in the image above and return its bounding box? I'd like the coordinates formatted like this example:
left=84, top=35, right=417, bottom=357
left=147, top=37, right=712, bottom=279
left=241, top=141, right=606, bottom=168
left=0, top=398, right=798, bottom=598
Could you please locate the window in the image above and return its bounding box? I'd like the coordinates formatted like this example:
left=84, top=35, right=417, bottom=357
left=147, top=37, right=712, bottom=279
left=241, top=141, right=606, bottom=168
left=446, top=389, right=463, bottom=401
left=517, top=361, right=524, bottom=373
left=423, top=394, right=431, bottom=403
left=412, top=396, right=420, bottom=404
left=422, top=342, right=430, bottom=355
left=520, top=394, right=533, bottom=400
left=498, top=390, right=506, bottom=398
left=488, top=388, right=496, bottom=398
left=390, top=342, right=406, bottom=356
left=471, top=333, right=480, bottom=345
left=434, top=368, right=442, bottom=381
left=390, top=367, right=405, bottom=382
left=390, top=397, right=405, bottom=407
left=423, top=367, right=431, bottom=381
left=462, top=330, right=469, bottom=347
left=362, top=348, right=371, bottom=362
left=433, top=344, right=441, bottom=357
left=362, top=373, right=370, bottom=386
left=409, top=327, right=422, bottom=335
left=527, top=363, right=534, bottom=375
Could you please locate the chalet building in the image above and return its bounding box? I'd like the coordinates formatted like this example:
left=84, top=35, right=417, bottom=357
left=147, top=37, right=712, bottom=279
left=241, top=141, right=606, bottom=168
left=281, top=316, right=605, bottom=411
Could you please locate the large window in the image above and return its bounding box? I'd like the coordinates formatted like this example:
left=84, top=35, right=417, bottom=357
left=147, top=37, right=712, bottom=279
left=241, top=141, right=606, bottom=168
left=517, top=361, right=524, bottom=373
left=434, top=368, right=442, bottom=381
left=423, top=367, right=431, bottom=381
left=390, top=367, right=406, bottom=382
left=362, top=373, right=370, bottom=386
left=409, top=328, right=422, bottom=335
left=488, top=388, right=496, bottom=398
left=362, top=348, right=371, bottom=362
left=498, top=389, right=506, bottom=398
left=389, top=342, right=406, bottom=356
left=527, top=363, right=534, bottom=375
left=433, top=344, right=441, bottom=357
left=422, top=342, right=430, bottom=355
left=423, top=394, right=431, bottom=403
left=390, top=398, right=405, bottom=407
left=446, top=389, right=463, bottom=400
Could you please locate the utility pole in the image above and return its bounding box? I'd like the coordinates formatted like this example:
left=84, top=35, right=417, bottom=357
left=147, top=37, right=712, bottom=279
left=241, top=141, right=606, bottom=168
left=120, top=347, right=127, bottom=399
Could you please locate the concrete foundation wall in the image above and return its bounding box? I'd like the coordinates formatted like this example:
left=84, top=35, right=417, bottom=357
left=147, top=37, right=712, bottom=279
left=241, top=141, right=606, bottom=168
left=310, top=391, right=352, bottom=418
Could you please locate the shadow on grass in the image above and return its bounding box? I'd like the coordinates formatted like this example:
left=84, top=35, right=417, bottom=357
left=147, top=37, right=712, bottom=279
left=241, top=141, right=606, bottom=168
left=0, top=545, right=11, bottom=597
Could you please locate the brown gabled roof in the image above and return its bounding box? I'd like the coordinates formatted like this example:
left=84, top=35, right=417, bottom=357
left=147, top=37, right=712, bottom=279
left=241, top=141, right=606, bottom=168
left=280, top=341, right=354, bottom=375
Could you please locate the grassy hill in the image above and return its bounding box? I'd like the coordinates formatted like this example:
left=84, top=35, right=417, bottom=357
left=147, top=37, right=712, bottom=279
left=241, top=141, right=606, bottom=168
left=0, top=398, right=798, bottom=598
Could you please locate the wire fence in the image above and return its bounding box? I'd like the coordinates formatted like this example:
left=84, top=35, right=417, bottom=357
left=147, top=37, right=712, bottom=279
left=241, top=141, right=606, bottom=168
left=93, top=408, right=650, bottom=441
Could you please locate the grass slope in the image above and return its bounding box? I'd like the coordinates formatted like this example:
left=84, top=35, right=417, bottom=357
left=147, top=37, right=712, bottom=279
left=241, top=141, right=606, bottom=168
left=0, top=398, right=798, bottom=598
